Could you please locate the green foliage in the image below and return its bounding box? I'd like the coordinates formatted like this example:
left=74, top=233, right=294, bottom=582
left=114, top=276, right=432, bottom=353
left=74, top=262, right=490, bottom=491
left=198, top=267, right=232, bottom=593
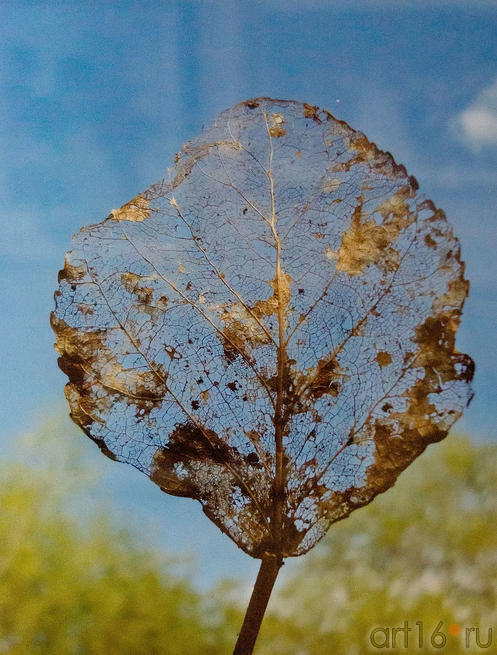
left=1, top=420, right=494, bottom=654
left=0, top=418, right=233, bottom=655
left=254, top=435, right=497, bottom=654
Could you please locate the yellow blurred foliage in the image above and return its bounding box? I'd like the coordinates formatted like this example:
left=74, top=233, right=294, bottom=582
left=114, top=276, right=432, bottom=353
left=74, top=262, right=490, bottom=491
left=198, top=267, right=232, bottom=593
left=1, top=418, right=495, bottom=654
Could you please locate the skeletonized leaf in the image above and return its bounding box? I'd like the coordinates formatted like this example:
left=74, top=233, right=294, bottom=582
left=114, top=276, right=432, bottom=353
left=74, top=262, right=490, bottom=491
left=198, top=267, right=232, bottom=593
left=52, top=98, right=473, bottom=559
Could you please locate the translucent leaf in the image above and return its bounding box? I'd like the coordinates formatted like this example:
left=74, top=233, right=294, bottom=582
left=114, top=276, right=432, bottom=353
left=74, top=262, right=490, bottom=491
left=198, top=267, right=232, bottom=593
left=52, top=98, right=473, bottom=559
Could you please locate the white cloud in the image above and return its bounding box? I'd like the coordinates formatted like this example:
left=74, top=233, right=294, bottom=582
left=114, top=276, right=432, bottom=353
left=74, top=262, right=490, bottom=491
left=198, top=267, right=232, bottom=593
left=456, top=77, right=497, bottom=150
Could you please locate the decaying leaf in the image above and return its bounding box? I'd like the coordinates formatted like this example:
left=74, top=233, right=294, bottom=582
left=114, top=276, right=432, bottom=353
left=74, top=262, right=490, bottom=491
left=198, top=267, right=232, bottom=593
left=52, top=98, right=473, bottom=563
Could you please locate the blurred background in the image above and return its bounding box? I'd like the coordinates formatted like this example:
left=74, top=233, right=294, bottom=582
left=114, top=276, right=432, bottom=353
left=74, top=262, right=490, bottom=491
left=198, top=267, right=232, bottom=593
left=1, top=1, right=496, bottom=653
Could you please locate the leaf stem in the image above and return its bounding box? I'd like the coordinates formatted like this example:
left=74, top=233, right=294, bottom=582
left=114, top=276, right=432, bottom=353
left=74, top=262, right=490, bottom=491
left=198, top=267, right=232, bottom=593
left=233, top=555, right=282, bottom=655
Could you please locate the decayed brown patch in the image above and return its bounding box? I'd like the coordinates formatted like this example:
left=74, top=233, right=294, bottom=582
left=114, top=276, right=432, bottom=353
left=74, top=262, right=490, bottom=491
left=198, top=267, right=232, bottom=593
left=376, top=351, right=392, bottom=367
left=51, top=314, right=168, bottom=434
left=366, top=421, right=430, bottom=498
left=336, top=204, right=399, bottom=275
left=333, top=133, right=399, bottom=177
left=252, top=271, right=292, bottom=319
left=121, top=272, right=154, bottom=304
left=432, top=274, right=469, bottom=314
left=268, top=113, right=286, bottom=137
left=218, top=271, right=292, bottom=363
left=297, top=353, right=344, bottom=402
left=220, top=329, right=244, bottom=364
left=424, top=234, right=437, bottom=249
left=220, top=307, right=270, bottom=363
left=414, top=313, right=460, bottom=383
left=78, top=303, right=94, bottom=316
left=150, top=422, right=231, bottom=497
left=120, top=271, right=168, bottom=318
left=303, top=103, right=322, bottom=124
left=111, top=194, right=151, bottom=222
left=394, top=378, right=445, bottom=439
left=333, top=134, right=376, bottom=172
left=336, top=186, right=416, bottom=276
left=149, top=421, right=273, bottom=557
left=357, top=308, right=474, bottom=504
left=58, top=255, right=86, bottom=283
left=244, top=99, right=260, bottom=109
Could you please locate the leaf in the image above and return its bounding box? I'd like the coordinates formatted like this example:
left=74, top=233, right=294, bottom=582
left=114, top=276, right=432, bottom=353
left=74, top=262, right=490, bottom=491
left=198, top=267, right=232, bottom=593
left=51, top=98, right=473, bottom=560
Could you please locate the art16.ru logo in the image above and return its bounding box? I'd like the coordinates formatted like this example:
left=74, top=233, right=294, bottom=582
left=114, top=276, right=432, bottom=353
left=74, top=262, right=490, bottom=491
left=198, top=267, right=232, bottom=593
left=369, top=621, right=494, bottom=649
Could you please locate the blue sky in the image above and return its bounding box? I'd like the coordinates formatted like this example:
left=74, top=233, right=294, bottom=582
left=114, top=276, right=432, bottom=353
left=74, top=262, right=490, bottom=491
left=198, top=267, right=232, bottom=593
left=1, top=0, right=496, bottom=587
